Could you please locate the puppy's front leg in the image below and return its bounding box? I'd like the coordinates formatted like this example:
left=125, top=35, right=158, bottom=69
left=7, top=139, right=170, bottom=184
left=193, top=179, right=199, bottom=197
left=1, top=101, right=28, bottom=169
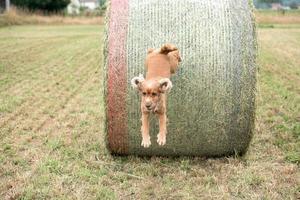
left=141, top=112, right=151, bottom=148
left=157, top=113, right=167, bottom=146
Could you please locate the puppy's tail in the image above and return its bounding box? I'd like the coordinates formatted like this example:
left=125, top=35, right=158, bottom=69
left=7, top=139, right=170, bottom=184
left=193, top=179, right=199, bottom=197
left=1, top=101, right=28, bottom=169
left=159, top=44, right=178, bottom=54
left=160, top=44, right=182, bottom=63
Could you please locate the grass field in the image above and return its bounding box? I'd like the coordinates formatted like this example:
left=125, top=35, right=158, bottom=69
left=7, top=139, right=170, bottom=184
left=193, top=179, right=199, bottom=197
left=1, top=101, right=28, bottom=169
left=0, top=24, right=299, bottom=199
left=256, top=10, right=300, bottom=25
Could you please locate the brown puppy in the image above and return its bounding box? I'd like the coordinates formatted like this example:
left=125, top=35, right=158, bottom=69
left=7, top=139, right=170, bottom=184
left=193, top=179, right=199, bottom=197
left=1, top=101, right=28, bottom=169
left=131, top=44, right=181, bottom=148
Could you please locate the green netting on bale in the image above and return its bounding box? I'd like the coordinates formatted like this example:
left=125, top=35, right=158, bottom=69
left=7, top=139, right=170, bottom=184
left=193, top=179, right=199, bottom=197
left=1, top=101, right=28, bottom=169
left=104, top=0, right=257, bottom=156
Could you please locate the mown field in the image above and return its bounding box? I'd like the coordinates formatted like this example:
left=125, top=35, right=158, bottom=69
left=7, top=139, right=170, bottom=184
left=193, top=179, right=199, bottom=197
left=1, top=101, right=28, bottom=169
left=0, top=24, right=299, bottom=199
left=256, top=9, right=300, bottom=25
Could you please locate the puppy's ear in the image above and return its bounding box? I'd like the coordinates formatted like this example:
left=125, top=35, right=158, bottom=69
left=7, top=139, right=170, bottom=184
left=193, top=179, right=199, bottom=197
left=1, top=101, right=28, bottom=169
left=131, top=74, right=144, bottom=91
left=159, top=78, right=173, bottom=93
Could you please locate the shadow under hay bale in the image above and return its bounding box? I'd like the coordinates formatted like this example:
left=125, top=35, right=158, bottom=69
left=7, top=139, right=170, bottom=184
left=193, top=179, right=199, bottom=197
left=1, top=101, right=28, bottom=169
left=103, top=0, right=257, bottom=156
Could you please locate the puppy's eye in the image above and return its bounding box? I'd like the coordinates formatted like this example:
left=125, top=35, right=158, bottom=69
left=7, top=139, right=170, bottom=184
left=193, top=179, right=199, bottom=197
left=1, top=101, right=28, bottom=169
left=142, top=92, right=146, bottom=96
left=152, top=93, right=157, bottom=96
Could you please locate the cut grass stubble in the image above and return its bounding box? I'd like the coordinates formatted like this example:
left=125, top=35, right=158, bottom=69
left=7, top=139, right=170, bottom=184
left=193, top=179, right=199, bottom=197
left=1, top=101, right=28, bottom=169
left=0, top=25, right=299, bottom=199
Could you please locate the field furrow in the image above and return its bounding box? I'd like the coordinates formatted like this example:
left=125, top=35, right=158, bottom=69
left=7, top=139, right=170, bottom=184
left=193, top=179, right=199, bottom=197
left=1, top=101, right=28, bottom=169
left=0, top=42, right=99, bottom=129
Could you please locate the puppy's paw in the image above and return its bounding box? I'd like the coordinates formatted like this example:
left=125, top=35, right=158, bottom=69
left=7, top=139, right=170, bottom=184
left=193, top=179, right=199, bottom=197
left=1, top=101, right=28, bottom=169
left=141, top=137, right=151, bottom=148
left=157, top=133, right=166, bottom=146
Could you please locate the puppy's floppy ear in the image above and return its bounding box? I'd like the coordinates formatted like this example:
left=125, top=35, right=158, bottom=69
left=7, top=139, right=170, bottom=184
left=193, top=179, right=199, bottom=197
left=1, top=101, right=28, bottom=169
left=131, top=74, right=144, bottom=91
left=159, top=78, right=173, bottom=93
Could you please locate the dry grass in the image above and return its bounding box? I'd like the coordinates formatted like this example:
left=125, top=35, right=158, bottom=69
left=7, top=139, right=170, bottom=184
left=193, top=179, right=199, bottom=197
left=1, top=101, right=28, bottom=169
left=0, top=25, right=299, bottom=199
left=255, top=10, right=300, bottom=24
left=0, top=8, right=103, bottom=27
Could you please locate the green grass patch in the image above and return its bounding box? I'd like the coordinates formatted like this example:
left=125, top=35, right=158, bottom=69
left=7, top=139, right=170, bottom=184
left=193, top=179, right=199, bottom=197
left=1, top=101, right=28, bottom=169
left=258, top=27, right=300, bottom=165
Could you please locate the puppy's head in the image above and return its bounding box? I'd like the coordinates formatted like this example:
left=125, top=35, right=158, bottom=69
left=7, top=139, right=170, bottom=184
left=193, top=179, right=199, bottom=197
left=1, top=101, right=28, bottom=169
left=131, top=75, right=172, bottom=112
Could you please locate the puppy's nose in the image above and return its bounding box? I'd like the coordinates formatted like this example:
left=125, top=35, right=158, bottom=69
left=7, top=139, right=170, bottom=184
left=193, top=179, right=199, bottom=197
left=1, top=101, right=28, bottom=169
left=146, top=105, right=151, bottom=109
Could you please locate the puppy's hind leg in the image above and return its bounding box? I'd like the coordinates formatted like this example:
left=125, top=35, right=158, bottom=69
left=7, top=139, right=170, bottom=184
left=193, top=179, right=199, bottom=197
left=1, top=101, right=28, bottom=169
left=157, top=113, right=167, bottom=146
left=141, top=113, right=151, bottom=148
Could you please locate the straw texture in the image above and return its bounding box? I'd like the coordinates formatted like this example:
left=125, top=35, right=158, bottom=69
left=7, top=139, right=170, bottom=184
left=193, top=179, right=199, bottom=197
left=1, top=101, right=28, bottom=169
left=104, top=0, right=257, bottom=156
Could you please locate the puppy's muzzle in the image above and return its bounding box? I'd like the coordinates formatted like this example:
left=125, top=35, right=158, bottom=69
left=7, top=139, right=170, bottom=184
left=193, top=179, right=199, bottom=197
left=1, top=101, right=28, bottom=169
left=146, top=105, right=151, bottom=110
left=145, top=102, right=153, bottom=111
left=146, top=105, right=154, bottom=111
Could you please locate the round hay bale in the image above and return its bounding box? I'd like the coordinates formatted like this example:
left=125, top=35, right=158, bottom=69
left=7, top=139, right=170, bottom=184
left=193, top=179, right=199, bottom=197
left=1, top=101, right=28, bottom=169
left=103, top=0, right=257, bottom=156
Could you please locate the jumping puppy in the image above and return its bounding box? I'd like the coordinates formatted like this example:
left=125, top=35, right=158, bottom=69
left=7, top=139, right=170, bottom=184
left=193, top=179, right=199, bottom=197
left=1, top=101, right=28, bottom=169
left=131, top=44, right=181, bottom=148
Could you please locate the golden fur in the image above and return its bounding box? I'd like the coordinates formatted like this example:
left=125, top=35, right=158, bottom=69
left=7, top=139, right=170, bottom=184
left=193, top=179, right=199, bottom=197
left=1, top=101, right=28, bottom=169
left=131, top=44, right=181, bottom=147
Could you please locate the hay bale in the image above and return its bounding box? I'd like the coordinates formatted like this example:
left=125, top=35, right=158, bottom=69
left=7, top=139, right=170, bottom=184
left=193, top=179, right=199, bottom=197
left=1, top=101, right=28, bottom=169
left=103, top=0, right=257, bottom=156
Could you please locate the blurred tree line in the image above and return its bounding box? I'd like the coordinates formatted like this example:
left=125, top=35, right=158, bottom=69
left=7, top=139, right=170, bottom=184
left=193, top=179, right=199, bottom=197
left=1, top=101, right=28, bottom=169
left=98, top=0, right=107, bottom=12
left=257, top=0, right=281, bottom=2
left=255, top=0, right=300, bottom=9
left=257, top=0, right=299, bottom=3
left=99, top=0, right=106, bottom=7
left=11, top=0, right=108, bottom=13
left=11, top=0, right=70, bottom=12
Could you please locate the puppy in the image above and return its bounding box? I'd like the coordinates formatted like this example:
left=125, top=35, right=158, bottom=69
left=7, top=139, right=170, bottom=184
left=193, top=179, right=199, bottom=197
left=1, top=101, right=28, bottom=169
left=131, top=44, right=181, bottom=148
